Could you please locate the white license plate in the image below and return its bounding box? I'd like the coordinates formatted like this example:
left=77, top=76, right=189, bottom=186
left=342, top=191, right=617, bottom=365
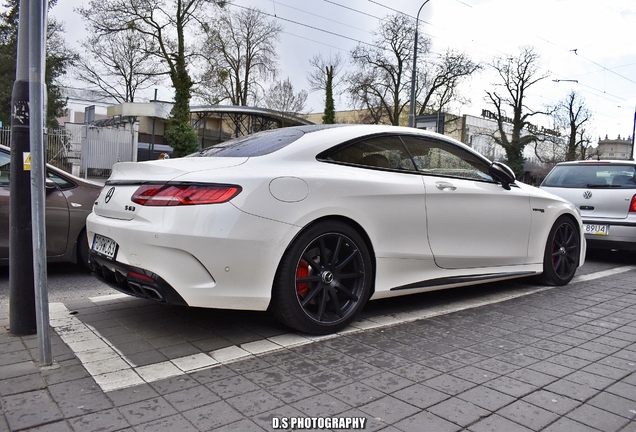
left=584, top=224, right=609, bottom=236
left=92, top=234, right=118, bottom=259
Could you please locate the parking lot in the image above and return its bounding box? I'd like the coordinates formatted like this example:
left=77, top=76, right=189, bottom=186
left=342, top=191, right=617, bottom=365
left=1, top=250, right=636, bottom=431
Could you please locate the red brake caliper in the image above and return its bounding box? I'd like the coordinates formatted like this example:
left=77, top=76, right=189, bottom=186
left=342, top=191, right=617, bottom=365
left=296, top=261, right=309, bottom=296
left=552, top=242, right=556, bottom=264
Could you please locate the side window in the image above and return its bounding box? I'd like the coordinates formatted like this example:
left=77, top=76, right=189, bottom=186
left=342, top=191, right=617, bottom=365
left=401, top=136, right=493, bottom=182
left=0, top=151, right=10, bottom=186
left=0, top=152, right=76, bottom=189
left=47, top=170, right=75, bottom=190
left=327, top=136, right=416, bottom=171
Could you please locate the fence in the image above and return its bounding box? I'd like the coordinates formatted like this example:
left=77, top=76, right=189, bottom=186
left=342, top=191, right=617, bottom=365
left=0, top=123, right=139, bottom=179
left=0, top=127, right=71, bottom=172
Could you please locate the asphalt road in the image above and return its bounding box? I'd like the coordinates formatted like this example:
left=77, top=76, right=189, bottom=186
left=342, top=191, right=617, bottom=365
left=0, top=248, right=633, bottom=307
left=0, top=261, right=117, bottom=304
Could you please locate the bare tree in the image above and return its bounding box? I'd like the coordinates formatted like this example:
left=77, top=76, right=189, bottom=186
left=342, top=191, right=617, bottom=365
left=346, top=14, right=427, bottom=126
left=534, top=91, right=593, bottom=165
left=264, top=77, right=308, bottom=126
left=197, top=7, right=282, bottom=106
left=308, top=53, right=344, bottom=93
left=417, top=49, right=481, bottom=115
left=77, top=0, right=226, bottom=156
left=577, top=129, right=595, bottom=160
left=485, top=46, right=550, bottom=177
left=308, top=53, right=344, bottom=124
left=532, top=128, right=567, bottom=166
left=347, top=14, right=478, bottom=126
left=74, top=30, right=163, bottom=103
left=556, top=91, right=592, bottom=161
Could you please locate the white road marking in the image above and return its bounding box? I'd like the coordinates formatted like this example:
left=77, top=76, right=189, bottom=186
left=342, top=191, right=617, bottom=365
left=570, top=265, right=636, bottom=283
left=49, top=265, right=636, bottom=392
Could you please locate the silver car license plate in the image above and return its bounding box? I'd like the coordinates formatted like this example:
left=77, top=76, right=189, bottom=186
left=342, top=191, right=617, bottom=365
left=92, top=234, right=118, bottom=259
left=584, top=224, right=609, bottom=236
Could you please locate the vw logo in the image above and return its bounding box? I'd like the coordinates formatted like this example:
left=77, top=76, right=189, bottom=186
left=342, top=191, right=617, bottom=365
left=583, top=190, right=592, bottom=200
left=104, top=187, right=115, bottom=203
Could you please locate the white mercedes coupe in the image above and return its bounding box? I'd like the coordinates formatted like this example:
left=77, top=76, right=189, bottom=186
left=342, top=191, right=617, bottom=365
left=87, top=124, right=585, bottom=334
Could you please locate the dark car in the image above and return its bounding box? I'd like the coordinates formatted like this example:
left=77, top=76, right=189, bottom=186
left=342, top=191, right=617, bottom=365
left=0, top=144, right=102, bottom=267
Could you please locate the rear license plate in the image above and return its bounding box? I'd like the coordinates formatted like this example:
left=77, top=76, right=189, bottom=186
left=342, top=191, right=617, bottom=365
left=584, top=224, right=609, bottom=236
left=92, top=234, right=118, bottom=259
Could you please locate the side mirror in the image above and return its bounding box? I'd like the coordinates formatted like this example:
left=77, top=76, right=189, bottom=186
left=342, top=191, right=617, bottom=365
left=45, top=178, right=57, bottom=190
left=489, top=162, right=516, bottom=190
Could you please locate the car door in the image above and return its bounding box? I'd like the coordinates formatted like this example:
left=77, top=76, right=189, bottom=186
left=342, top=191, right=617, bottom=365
left=0, top=149, right=70, bottom=261
left=401, top=136, right=532, bottom=269
left=324, top=135, right=431, bottom=260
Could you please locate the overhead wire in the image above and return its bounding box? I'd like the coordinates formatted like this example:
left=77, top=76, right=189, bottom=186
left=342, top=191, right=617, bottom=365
left=227, top=0, right=633, bottom=132
left=537, top=36, right=636, bottom=87
left=268, top=0, right=373, bottom=37
left=230, top=3, right=376, bottom=48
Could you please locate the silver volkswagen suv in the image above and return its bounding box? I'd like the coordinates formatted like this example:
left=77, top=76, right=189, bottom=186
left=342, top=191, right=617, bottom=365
left=540, top=160, right=636, bottom=250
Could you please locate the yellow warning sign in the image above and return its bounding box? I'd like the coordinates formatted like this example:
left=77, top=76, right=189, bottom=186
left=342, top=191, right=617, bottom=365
left=23, top=152, right=31, bottom=170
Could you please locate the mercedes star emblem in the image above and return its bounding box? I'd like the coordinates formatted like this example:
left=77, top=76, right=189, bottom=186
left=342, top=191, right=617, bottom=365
left=105, top=187, right=115, bottom=203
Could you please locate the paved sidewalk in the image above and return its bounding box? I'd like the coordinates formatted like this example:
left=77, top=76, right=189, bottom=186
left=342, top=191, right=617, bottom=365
left=1, top=268, right=636, bottom=431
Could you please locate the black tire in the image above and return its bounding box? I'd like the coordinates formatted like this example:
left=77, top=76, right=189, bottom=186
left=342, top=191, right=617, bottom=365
left=77, top=228, right=91, bottom=270
left=540, top=216, right=580, bottom=286
left=271, top=221, right=373, bottom=335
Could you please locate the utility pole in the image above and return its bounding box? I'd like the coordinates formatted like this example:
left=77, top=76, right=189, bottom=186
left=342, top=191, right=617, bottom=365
left=631, top=106, right=635, bottom=161
left=408, top=0, right=432, bottom=128
left=9, top=0, right=36, bottom=336
left=29, top=0, right=52, bottom=365
left=9, top=0, right=52, bottom=365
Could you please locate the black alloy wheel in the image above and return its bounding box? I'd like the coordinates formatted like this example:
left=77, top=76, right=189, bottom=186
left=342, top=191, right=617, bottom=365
left=541, top=216, right=580, bottom=286
left=272, top=221, right=372, bottom=335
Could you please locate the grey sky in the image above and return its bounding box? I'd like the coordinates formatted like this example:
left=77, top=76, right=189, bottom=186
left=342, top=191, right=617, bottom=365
left=52, top=0, right=636, bottom=140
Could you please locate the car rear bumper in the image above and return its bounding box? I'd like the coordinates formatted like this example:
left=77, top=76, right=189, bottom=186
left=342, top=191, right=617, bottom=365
left=582, top=219, right=636, bottom=250
left=90, top=252, right=189, bottom=306
left=86, top=208, right=300, bottom=311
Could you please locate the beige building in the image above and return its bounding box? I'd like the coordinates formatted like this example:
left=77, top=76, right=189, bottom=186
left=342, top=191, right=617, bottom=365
left=104, top=103, right=312, bottom=160
left=596, top=135, right=633, bottom=160
left=303, top=109, right=385, bottom=125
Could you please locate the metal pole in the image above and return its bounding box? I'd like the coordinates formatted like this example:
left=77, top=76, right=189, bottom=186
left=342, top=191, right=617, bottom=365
left=408, top=0, right=431, bottom=128
left=150, top=89, right=156, bottom=160
left=630, top=106, right=635, bottom=161
left=9, top=0, right=36, bottom=336
left=29, top=0, right=51, bottom=365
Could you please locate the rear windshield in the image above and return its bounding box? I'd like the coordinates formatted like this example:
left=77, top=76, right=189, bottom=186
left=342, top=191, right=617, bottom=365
left=191, top=124, right=343, bottom=157
left=194, top=128, right=305, bottom=157
left=542, top=164, right=636, bottom=188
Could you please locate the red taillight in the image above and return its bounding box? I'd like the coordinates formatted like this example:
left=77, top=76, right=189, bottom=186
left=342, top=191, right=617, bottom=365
left=131, top=184, right=241, bottom=206
left=630, top=195, right=636, bottom=213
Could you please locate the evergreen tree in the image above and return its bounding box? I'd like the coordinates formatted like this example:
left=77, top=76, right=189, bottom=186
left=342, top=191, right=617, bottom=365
left=0, top=0, right=75, bottom=128
left=308, top=54, right=343, bottom=125
left=322, top=66, right=336, bottom=124
left=0, top=0, right=19, bottom=128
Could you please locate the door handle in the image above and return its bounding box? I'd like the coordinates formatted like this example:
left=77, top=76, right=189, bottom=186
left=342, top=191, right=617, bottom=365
left=435, top=182, right=456, bottom=191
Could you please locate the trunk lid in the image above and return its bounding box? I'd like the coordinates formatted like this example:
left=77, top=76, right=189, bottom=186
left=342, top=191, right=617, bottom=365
left=93, top=157, right=247, bottom=220
left=542, top=186, right=634, bottom=219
